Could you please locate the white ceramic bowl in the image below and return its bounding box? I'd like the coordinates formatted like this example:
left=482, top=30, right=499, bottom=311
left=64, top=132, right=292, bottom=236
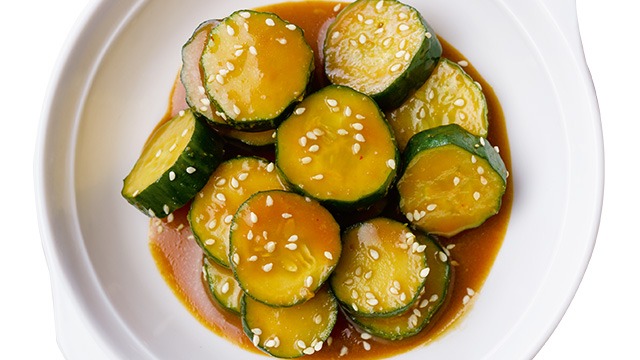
left=36, top=0, right=603, bottom=359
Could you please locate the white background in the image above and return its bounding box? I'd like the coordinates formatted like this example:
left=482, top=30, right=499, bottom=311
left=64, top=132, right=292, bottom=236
left=0, top=0, right=636, bottom=359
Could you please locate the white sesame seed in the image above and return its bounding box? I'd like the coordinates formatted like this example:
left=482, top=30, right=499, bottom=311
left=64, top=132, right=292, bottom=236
left=333, top=3, right=341, bottom=11
left=351, top=122, right=364, bottom=131
left=186, top=167, right=196, bottom=174
left=303, top=347, right=315, bottom=355
left=480, top=137, right=486, bottom=146
left=386, top=159, right=396, bottom=169
left=282, top=213, right=292, bottom=219
left=390, top=63, right=402, bottom=72
left=406, top=212, right=414, bottom=221
left=430, top=294, right=439, bottom=302
left=226, top=25, right=235, bottom=36
left=399, top=12, right=408, bottom=20
left=265, top=241, right=276, bottom=253
left=308, top=144, right=320, bottom=152
left=480, top=176, right=488, bottom=185
left=248, top=255, right=258, bottom=262
left=306, top=131, right=317, bottom=140
left=375, top=0, right=383, bottom=10
left=382, top=38, right=391, bottom=47
left=400, top=292, right=407, bottom=301
left=467, top=287, right=476, bottom=296
left=253, top=334, right=260, bottom=346
left=354, top=133, right=366, bottom=142
left=365, top=19, right=374, bottom=25
left=363, top=341, right=371, bottom=351
left=205, top=238, right=216, bottom=246
left=453, top=176, right=460, bottom=186
left=239, top=11, right=250, bottom=18
left=471, top=155, right=477, bottom=164
left=398, top=24, right=410, bottom=31
left=262, top=263, right=273, bottom=272
left=359, top=33, right=367, bottom=44
left=366, top=298, right=379, bottom=306
left=265, top=195, right=273, bottom=207
left=298, top=136, right=307, bottom=147
left=286, top=24, right=297, bottom=30
left=179, top=110, right=185, bottom=117
left=420, top=267, right=430, bottom=278
left=218, top=68, right=229, bottom=76
left=417, top=244, right=427, bottom=253
left=477, top=166, right=485, bottom=175
left=206, top=219, right=216, bottom=229
left=221, top=281, right=230, bottom=294
left=458, top=60, right=469, bottom=67
left=337, top=129, right=349, bottom=135
left=427, top=203, right=437, bottom=211
left=305, top=276, right=313, bottom=287
left=300, top=156, right=312, bottom=165
left=232, top=104, right=241, bottom=115
left=224, top=215, right=233, bottom=224
left=463, top=295, right=471, bottom=305
left=324, top=251, right=333, bottom=260
left=494, top=145, right=500, bottom=153
left=266, top=162, right=275, bottom=173
left=294, top=107, right=306, bottom=115
left=454, top=98, right=465, bottom=107
left=438, top=251, right=448, bottom=262
left=238, top=172, right=249, bottom=181
left=215, top=193, right=226, bottom=202
left=247, top=230, right=254, bottom=240
left=352, top=143, right=361, bottom=155
left=250, top=212, right=258, bottom=223
left=264, top=339, right=275, bottom=348
left=473, top=191, right=481, bottom=200
left=425, top=31, right=432, bottom=39
left=288, top=235, right=298, bottom=242
left=327, top=98, right=338, bottom=107
left=344, top=106, right=352, bottom=117
left=296, top=340, right=306, bottom=349
left=249, top=46, right=257, bottom=55
left=232, top=253, right=240, bottom=265
left=285, top=243, right=297, bottom=250
left=265, top=18, right=275, bottom=26
left=340, top=346, right=348, bottom=356
left=234, top=49, right=244, bottom=57
left=369, top=249, right=380, bottom=260
left=311, top=174, right=324, bottom=180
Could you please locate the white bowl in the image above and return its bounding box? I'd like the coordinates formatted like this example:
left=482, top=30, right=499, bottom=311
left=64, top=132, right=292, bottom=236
left=36, top=0, right=603, bottom=359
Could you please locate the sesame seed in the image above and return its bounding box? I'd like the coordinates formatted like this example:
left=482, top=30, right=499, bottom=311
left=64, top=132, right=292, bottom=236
left=265, top=18, right=275, bottom=26
left=340, top=346, right=348, bottom=356
left=351, top=122, right=364, bottom=130
left=306, top=131, right=317, bottom=140
left=386, top=159, right=396, bottom=169
left=458, top=60, right=469, bottom=67
left=352, top=143, right=361, bottom=155
left=186, top=167, right=196, bottom=174
left=480, top=137, right=486, bottom=146
left=438, top=251, right=448, bottom=262
left=494, top=145, right=500, bottom=153
left=427, top=203, right=437, bottom=211
left=337, top=129, right=349, bottom=135
left=169, top=171, right=176, bottom=181
left=239, top=11, right=250, bottom=18
left=229, top=177, right=239, bottom=189
left=247, top=230, right=254, bottom=240
left=238, top=172, right=249, bottom=181
left=286, top=24, right=296, bottom=30
left=463, top=295, right=471, bottom=305
left=363, top=341, right=371, bottom=351
left=266, top=195, right=273, bottom=207
left=298, top=136, right=307, bottom=147
left=357, top=14, right=364, bottom=22
left=296, top=340, right=306, bottom=349
left=369, top=249, right=380, bottom=260
left=215, top=193, right=226, bottom=202
left=288, top=235, right=298, bottom=242
left=409, top=314, right=419, bottom=327
left=406, top=212, right=414, bottom=221
left=264, top=339, right=275, bottom=348
left=344, top=106, right=352, bottom=117
left=399, top=12, right=408, bottom=20
left=327, top=98, right=338, bottom=107
left=308, top=144, right=320, bottom=152
left=473, top=191, right=481, bottom=200
left=282, top=213, right=292, bottom=219
left=430, top=294, right=439, bottom=302
left=352, top=303, right=358, bottom=311
left=262, top=263, right=273, bottom=272
left=366, top=298, right=379, bottom=306
left=477, top=166, right=485, bottom=175
left=365, top=19, right=374, bottom=25
left=250, top=212, right=258, bottom=223
left=249, top=46, right=257, bottom=55
left=226, top=25, right=235, bottom=36
left=454, top=98, right=465, bottom=107
left=294, top=107, right=306, bottom=115
left=179, top=110, right=185, bottom=117
left=398, top=24, right=410, bottom=31
left=248, top=255, right=257, bottom=262
left=420, top=267, right=430, bottom=278
left=480, top=176, right=488, bottom=185
left=301, top=157, right=312, bottom=165
left=305, top=276, right=313, bottom=287
left=359, top=33, right=367, bottom=44
left=266, top=162, right=275, bottom=173
left=400, top=292, right=407, bottom=301
left=221, top=281, right=230, bottom=294
left=425, top=31, right=432, bottom=38
left=224, top=215, right=233, bottom=224
left=354, top=133, right=366, bottom=142
left=285, top=243, right=297, bottom=250
left=232, top=104, right=241, bottom=115
left=471, top=155, right=477, bottom=164
left=265, top=241, right=276, bottom=253
left=324, top=251, right=333, bottom=260
left=395, top=50, right=406, bottom=58
left=232, top=253, right=240, bottom=265
left=390, top=63, right=402, bottom=72
left=311, top=174, right=324, bottom=180
left=382, top=38, right=391, bottom=47
left=218, top=68, right=229, bottom=76
left=303, top=347, right=315, bottom=355
left=252, top=334, right=260, bottom=346
left=206, top=219, right=216, bottom=229
left=234, top=49, right=244, bottom=57
left=467, top=287, right=476, bottom=296
left=375, top=0, right=384, bottom=10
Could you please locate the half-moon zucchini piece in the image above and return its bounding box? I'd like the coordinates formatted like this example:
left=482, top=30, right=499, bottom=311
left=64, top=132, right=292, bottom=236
left=121, top=109, right=224, bottom=218
left=398, top=124, right=508, bottom=237
left=203, top=256, right=244, bottom=315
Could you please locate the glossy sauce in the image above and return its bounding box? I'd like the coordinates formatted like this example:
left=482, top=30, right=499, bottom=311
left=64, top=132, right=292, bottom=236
left=150, top=1, right=512, bottom=358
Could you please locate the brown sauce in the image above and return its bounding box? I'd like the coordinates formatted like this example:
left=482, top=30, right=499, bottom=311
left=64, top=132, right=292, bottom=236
left=149, top=1, right=512, bottom=358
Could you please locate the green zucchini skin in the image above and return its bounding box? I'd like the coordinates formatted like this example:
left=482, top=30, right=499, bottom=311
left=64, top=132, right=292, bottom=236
left=402, top=124, right=507, bottom=181
left=122, top=111, right=225, bottom=218
left=203, top=256, right=243, bottom=315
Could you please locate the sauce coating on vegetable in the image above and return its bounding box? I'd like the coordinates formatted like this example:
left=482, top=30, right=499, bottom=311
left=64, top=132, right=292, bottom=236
left=150, top=1, right=512, bottom=358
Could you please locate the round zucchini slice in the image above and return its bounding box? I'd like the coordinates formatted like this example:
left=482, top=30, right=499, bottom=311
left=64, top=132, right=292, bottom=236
left=387, top=58, right=489, bottom=151
left=330, top=218, right=428, bottom=317
left=201, top=10, right=314, bottom=130
left=203, top=256, right=244, bottom=315
left=242, top=286, right=338, bottom=358
left=348, top=234, right=451, bottom=340
left=189, top=157, right=287, bottom=267
left=398, top=124, right=508, bottom=237
left=121, top=109, right=224, bottom=218
left=324, top=0, right=442, bottom=109
left=229, top=190, right=341, bottom=307
left=276, top=85, right=399, bottom=210
left=180, top=19, right=226, bottom=125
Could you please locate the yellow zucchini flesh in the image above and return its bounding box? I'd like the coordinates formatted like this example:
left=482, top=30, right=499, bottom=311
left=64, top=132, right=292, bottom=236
left=189, top=157, right=287, bottom=268
left=330, top=218, right=428, bottom=317
left=203, top=257, right=244, bottom=315
left=242, top=286, right=338, bottom=358
left=201, top=10, right=314, bottom=130
left=387, top=58, right=489, bottom=151
left=229, top=190, right=341, bottom=307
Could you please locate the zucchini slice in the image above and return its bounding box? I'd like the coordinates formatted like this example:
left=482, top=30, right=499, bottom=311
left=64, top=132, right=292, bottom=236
left=242, top=286, right=338, bottom=358
left=201, top=10, right=314, bottom=131
left=330, top=218, right=428, bottom=317
left=229, top=190, right=341, bottom=307
left=203, top=256, right=243, bottom=315
left=189, top=157, right=287, bottom=267
left=387, top=58, right=489, bottom=151
left=217, top=127, right=276, bottom=147
left=180, top=19, right=227, bottom=125
left=122, top=109, right=224, bottom=218
left=348, top=234, right=451, bottom=340
left=398, top=124, right=508, bottom=237
left=276, top=85, right=399, bottom=209
left=323, top=0, right=442, bottom=109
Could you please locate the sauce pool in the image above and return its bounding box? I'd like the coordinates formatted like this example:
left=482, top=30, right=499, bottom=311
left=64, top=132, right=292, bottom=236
left=149, top=1, right=513, bottom=358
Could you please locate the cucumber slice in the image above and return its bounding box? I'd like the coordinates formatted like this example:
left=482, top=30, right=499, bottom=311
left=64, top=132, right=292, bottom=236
left=276, top=85, right=399, bottom=210
left=348, top=234, right=451, bottom=340
left=201, top=10, right=314, bottom=131
left=398, top=124, right=508, bottom=237
left=203, top=256, right=243, bottom=315
left=242, top=286, right=338, bottom=358
left=189, top=157, right=287, bottom=267
left=229, top=190, right=341, bottom=307
left=121, top=109, right=224, bottom=218
left=387, top=58, right=489, bottom=151
left=217, top=127, right=276, bottom=147
left=330, top=218, right=428, bottom=317
left=324, top=0, right=442, bottom=109
left=180, top=19, right=227, bottom=125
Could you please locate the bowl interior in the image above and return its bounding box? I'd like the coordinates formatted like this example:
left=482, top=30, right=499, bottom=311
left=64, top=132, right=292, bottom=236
left=43, top=0, right=601, bottom=359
